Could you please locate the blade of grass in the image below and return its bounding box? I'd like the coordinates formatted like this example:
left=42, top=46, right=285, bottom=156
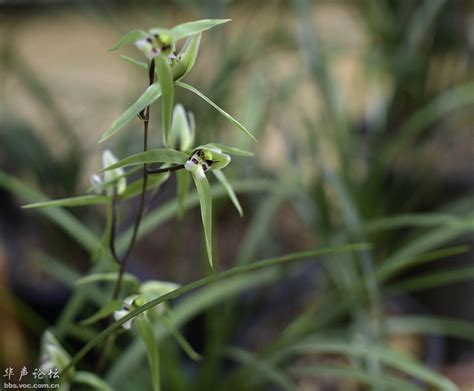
left=281, top=339, right=457, bottom=391
left=63, top=243, right=370, bottom=374
left=387, top=316, right=474, bottom=342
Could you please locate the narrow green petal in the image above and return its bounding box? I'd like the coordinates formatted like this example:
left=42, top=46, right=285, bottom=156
left=176, top=169, right=191, bottom=220
left=103, top=149, right=187, bottom=171
left=80, top=301, right=123, bottom=326
left=169, top=19, right=230, bottom=42
left=205, top=143, right=254, bottom=157
left=192, top=175, right=213, bottom=268
left=108, top=29, right=148, bottom=52
left=23, top=195, right=109, bottom=209
left=213, top=170, right=243, bottom=217
left=155, top=55, right=174, bottom=146
left=135, top=316, right=160, bottom=391
left=99, top=82, right=162, bottom=143
left=172, top=33, right=201, bottom=81
left=176, top=82, right=257, bottom=142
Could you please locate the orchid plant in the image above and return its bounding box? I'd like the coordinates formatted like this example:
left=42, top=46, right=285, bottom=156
left=24, top=18, right=255, bottom=391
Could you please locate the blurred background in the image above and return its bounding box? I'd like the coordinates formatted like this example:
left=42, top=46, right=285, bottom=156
left=0, top=0, right=473, bottom=390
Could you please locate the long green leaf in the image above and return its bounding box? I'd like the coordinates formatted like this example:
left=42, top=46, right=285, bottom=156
left=169, top=19, right=230, bottom=42
left=108, top=29, right=148, bottom=52
left=176, top=81, right=257, bottom=142
left=63, top=244, right=370, bottom=374
left=379, top=224, right=473, bottom=279
left=0, top=171, right=98, bottom=253
left=103, top=149, right=187, bottom=171
left=283, top=340, right=457, bottom=391
left=387, top=316, right=474, bottom=342
left=213, top=170, right=243, bottom=216
left=390, top=266, right=474, bottom=292
left=155, top=55, right=174, bottom=145
left=192, top=175, right=213, bottom=268
left=23, top=195, right=109, bottom=209
left=99, top=82, right=162, bottom=143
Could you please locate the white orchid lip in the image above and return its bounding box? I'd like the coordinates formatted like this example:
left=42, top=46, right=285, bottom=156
left=184, top=149, right=215, bottom=179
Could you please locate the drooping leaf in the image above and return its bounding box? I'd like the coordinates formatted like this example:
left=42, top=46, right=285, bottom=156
left=99, top=82, right=162, bottom=143
left=80, top=301, right=123, bottom=326
left=103, top=148, right=187, bottom=171
left=108, top=29, right=148, bottom=52
left=22, top=195, right=109, bottom=209
left=155, top=55, right=174, bottom=145
left=213, top=170, right=243, bottom=216
left=169, top=19, right=230, bottom=42
left=176, top=81, right=257, bottom=142
left=192, top=175, right=213, bottom=268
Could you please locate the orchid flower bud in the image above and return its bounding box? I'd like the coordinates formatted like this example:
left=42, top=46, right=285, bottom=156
left=169, top=104, right=195, bottom=151
left=102, top=150, right=126, bottom=196
left=113, top=295, right=146, bottom=330
left=40, top=331, right=73, bottom=375
left=140, top=280, right=180, bottom=315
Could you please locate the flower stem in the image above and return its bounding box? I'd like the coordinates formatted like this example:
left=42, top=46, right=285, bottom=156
left=111, top=58, right=156, bottom=301
left=97, top=59, right=156, bottom=374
